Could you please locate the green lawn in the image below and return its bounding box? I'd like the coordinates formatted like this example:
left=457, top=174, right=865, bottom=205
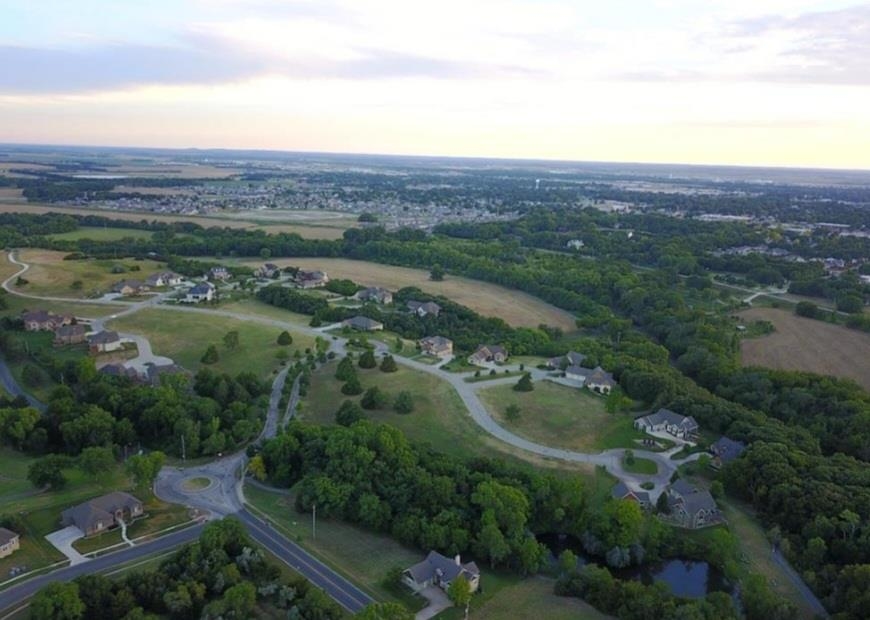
left=217, top=297, right=312, bottom=327
left=464, top=371, right=525, bottom=383
left=109, top=308, right=315, bottom=379
left=622, top=456, right=658, bottom=475
left=2, top=330, right=88, bottom=401
left=46, top=227, right=154, bottom=242
left=244, top=484, right=423, bottom=610
left=468, top=576, right=613, bottom=620
left=478, top=381, right=644, bottom=452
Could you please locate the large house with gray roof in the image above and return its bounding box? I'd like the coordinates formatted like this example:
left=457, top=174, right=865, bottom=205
left=635, top=408, right=699, bottom=440
left=666, top=479, right=721, bottom=529
left=710, top=436, right=746, bottom=469
left=403, top=551, right=480, bottom=594
left=61, top=492, right=144, bottom=537
left=342, top=316, right=384, bottom=332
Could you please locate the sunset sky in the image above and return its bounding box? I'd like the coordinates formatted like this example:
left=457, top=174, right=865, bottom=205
left=1, top=0, right=869, bottom=168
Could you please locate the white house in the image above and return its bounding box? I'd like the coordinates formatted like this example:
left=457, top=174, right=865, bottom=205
left=634, top=408, right=699, bottom=440
left=402, top=551, right=480, bottom=594
left=184, top=282, right=215, bottom=303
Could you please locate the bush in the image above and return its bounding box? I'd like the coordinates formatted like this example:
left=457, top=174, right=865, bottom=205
left=358, top=350, right=377, bottom=369
left=201, top=344, right=220, bottom=364
left=335, top=400, right=366, bottom=426
left=361, top=386, right=389, bottom=410
left=379, top=355, right=398, bottom=373
left=394, top=391, right=414, bottom=414
left=341, top=376, right=363, bottom=396
left=514, top=373, right=534, bottom=392
left=277, top=331, right=293, bottom=346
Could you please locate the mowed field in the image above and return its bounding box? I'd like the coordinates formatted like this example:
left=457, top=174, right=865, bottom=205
left=47, top=226, right=154, bottom=241
left=241, top=257, right=578, bottom=331
left=740, top=307, right=870, bottom=390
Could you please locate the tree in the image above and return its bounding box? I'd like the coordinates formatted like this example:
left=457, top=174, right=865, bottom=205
left=795, top=301, right=820, bottom=319
left=656, top=492, right=670, bottom=514
left=221, top=581, right=256, bottom=617
left=558, top=549, right=577, bottom=575
left=357, top=602, right=413, bottom=620
left=260, top=247, right=272, bottom=259
left=223, top=330, right=240, bottom=350
left=335, top=356, right=356, bottom=381
left=78, top=446, right=115, bottom=478
left=29, top=582, right=85, bottom=620
left=335, top=400, right=365, bottom=426
left=125, top=451, right=165, bottom=489
left=623, top=449, right=635, bottom=466
left=247, top=454, right=267, bottom=481
left=446, top=574, right=472, bottom=618
left=361, top=386, right=388, bottom=410
left=379, top=355, right=398, bottom=373
left=513, top=373, right=534, bottom=392
left=710, top=480, right=724, bottom=499
left=394, top=391, right=414, bottom=414
left=358, top=350, right=377, bottom=369
left=430, top=264, right=445, bottom=281
left=21, top=363, right=48, bottom=387
left=505, top=404, right=521, bottom=421
left=341, top=376, right=363, bottom=396
left=277, top=331, right=293, bottom=346
left=201, top=344, right=220, bottom=364
left=28, top=455, right=69, bottom=490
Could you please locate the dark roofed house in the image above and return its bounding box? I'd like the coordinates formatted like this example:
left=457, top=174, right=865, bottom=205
left=0, top=527, right=20, bottom=559
left=419, top=336, right=453, bottom=359
left=565, top=365, right=589, bottom=383
left=611, top=481, right=651, bottom=509
left=88, top=330, right=123, bottom=354
left=255, top=263, right=280, bottom=278
left=407, top=300, right=442, bottom=317
left=710, top=436, right=746, bottom=469
left=22, top=310, right=72, bottom=332
left=666, top=480, right=721, bottom=529
left=54, top=323, right=87, bottom=346
left=402, top=551, right=480, bottom=594
left=111, top=279, right=149, bottom=296
left=297, top=270, right=329, bottom=288
left=183, top=281, right=215, bottom=303
left=547, top=351, right=586, bottom=370
left=146, top=272, right=182, bottom=287
left=207, top=266, right=231, bottom=281
left=467, top=344, right=508, bottom=365
left=585, top=366, right=617, bottom=394
left=98, top=363, right=140, bottom=381
left=357, top=287, right=393, bottom=305
left=342, top=316, right=384, bottom=332
left=634, top=408, right=699, bottom=440
left=145, top=362, right=186, bottom=386
left=61, top=492, right=144, bottom=537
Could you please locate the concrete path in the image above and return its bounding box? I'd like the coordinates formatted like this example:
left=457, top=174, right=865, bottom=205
left=415, top=585, right=452, bottom=620
left=44, top=526, right=89, bottom=566
left=118, top=520, right=133, bottom=547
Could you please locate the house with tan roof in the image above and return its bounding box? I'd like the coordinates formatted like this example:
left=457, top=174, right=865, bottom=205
left=61, top=492, right=144, bottom=537
left=419, top=336, right=453, bottom=359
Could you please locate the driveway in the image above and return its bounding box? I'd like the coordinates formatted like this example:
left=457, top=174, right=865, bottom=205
left=45, top=526, right=89, bottom=566
left=415, top=585, right=452, bottom=620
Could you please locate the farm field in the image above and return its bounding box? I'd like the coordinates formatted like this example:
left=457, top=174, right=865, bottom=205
left=302, top=362, right=595, bottom=474
left=238, top=257, right=578, bottom=331
left=108, top=308, right=315, bottom=379
left=46, top=226, right=154, bottom=242
left=218, top=298, right=314, bottom=327
left=0, top=188, right=24, bottom=202
left=478, top=381, right=644, bottom=452
left=739, top=307, right=870, bottom=390
left=10, top=249, right=166, bottom=299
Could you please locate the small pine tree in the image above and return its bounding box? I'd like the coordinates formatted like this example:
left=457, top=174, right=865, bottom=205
left=394, top=390, right=414, bottom=414
left=335, top=356, right=356, bottom=381
left=201, top=344, right=220, bottom=364
left=341, top=376, right=363, bottom=396
left=277, top=331, right=293, bottom=346
left=335, top=400, right=365, bottom=426
left=358, top=350, right=377, bottom=369
left=361, top=386, right=388, bottom=410
left=379, top=355, right=398, bottom=373
left=505, top=404, right=521, bottom=421
left=514, top=373, right=534, bottom=392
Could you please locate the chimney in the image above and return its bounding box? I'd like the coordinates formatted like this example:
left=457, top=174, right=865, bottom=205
left=454, top=554, right=461, bottom=566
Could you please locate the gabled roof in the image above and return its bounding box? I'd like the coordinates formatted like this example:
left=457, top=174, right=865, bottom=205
left=711, top=436, right=746, bottom=464
left=639, top=408, right=698, bottom=430
left=188, top=282, right=215, bottom=295
left=343, top=316, right=383, bottom=330
left=565, top=365, right=587, bottom=377
left=420, top=335, right=452, bottom=348
left=55, top=324, right=86, bottom=337
left=99, top=363, right=138, bottom=379
left=611, top=481, right=632, bottom=499
left=61, top=492, right=142, bottom=532
left=0, top=527, right=19, bottom=546
left=566, top=351, right=586, bottom=365
left=408, top=300, right=441, bottom=314
left=22, top=310, right=57, bottom=323
left=88, top=330, right=120, bottom=345
left=405, top=551, right=480, bottom=585
left=669, top=480, right=717, bottom=515
left=586, top=366, right=615, bottom=386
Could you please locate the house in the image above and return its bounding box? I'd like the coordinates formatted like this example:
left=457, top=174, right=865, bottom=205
left=634, top=408, right=700, bottom=440
left=666, top=479, right=721, bottom=529
left=342, top=316, right=384, bottom=331
left=419, top=336, right=454, bottom=359
left=467, top=344, right=508, bottom=365
left=565, top=365, right=589, bottom=382
left=145, top=272, right=183, bottom=287
left=87, top=330, right=123, bottom=354
left=61, top=492, right=144, bottom=537
left=547, top=351, right=586, bottom=370
left=611, top=481, right=650, bottom=509
left=183, top=282, right=215, bottom=303
left=585, top=366, right=617, bottom=394
left=357, top=287, right=393, bottom=305
left=22, top=310, right=72, bottom=332
left=145, top=362, right=186, bottom=386
left=0, top=528, right=20, bottom=559
left=255, top=263, right=280, bottom=278
left=297, top=270, right=329, bottom=288
left=710, top=436, right=746, bottom=469
left=53, top=324, right=87, bottom=346
left=402, top=551, right=480, bottom=594
left=407, top=300, right=442, bottom=317
left=207, top=266, right=231, bottom=282
left=98, top=363, right=140, bottom=381
left=111, top=279, right=149, bottom=296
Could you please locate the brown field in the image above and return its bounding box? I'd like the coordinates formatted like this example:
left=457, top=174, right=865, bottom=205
left=0, top=204, right=352, bottom=239
left=740, top=307, right=870, bottom=390
left=112, top=163, right=240, bottom=178
left=110, top=185, right=196, bottom=196
left=0, top=187, right=24, bottom=202
left=239, top=257, right=578, bottom=331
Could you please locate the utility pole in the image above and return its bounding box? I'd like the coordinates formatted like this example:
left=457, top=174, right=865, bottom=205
left=312, top=503, right=316, bottom=540
left=181, top=434, right=186, bottom=461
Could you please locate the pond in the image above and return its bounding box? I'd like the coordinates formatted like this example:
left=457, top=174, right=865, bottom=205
left=540, top=533, right=731, bottom=599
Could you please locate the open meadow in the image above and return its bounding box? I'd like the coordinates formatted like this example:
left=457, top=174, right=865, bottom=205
left=739, top=307, right=870, bottom=390
left=46, top=226, right=154, bottom=242
left=239, top=257, right=578, bottom=331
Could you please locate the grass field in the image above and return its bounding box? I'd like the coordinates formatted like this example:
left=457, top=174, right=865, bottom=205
left=244, top=484, right=423, bottom=608
left=108, top=308, right=315, bottom=379
left=214, top=298, right=312, bottom=327
left=46, top=227, right=154, bottom=242
left=739, top=307, right=870, bottom=390
left=236, top=257, right=578, bottom=331
left=622, top=456, right=658, bottom=475
left=478, top=382, right=644, bottom=452
left=302, top=362, right=596, bottom=474
left=10, top=249, right=166, bottom=299
left=469, top=576, right=613, bottom=620
left=1, top=330, right=88, bottom=401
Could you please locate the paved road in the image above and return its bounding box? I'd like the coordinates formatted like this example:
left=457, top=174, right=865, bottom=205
left=0, top=523, right=204, bottom=616
left=771, top=547, right=829, bottom=618
left=0, top=356, right=45, bottom=411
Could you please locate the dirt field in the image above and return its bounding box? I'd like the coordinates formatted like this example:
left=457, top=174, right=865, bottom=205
left=0, top=187, right=24, bottom=202
left=240, top=257, right=578, bottom=331
left=739, top=307, right=870, bottom=390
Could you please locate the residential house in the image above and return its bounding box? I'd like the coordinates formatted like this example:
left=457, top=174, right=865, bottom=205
left=145, top=272, right=183, bottom=287
left=111, top=279, right=149, bottom=296
left=183, top=282, right=215, bottom=303
left=0, top=528, right=20, bottom=559
left=710, top=436, right=746, bottom=469
left=585, top=366, right=617, bottom=394
left=297, top=270, right=329, bottom=288
left=547, top=351, right=586, bottom=370
left=666, top=479, right=721, bottom=529
left=207, top=266, right=231, bottom=282
left=98, top=363, right=140, bottom=381
left=22, top=310, right=72, bottom=332
left=145, top=362, right=186, bottom=386
left=634, top=408, right=700, bottom=440
left=53, top=324, right=87, bottom=346
left=87, top=330, right=123, bottom=354
left=342, top=316, right=384, bottom=331
left=418, top=336, right=453, bottom=359
left=255, top=263, right=280, bottom=278
left=467, top=344, right=508, bottom=365
left=407, top=300, right=442, bottom=317
left=61, top=492, right=144, bottom=537
left=402, top=551, right=480, bottom=594
left=357, top=287, right=394, bottom=305
left=611, top=481, right=650, bottom=509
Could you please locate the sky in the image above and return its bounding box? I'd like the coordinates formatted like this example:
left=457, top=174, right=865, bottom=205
left=1, top=0, right=869, bottom=169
